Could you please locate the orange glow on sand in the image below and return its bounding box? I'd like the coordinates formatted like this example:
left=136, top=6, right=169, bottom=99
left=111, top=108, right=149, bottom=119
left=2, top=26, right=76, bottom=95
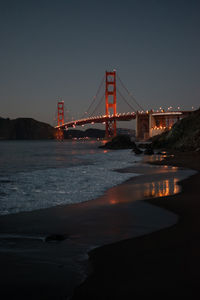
left=105, top=177, right=181, bottom=207
left=143, top=178, right=180, bottom=198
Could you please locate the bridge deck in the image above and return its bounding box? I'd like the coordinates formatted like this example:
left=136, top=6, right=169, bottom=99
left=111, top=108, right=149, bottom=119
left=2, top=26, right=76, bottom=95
left=55, top=113, right=136, bottom=129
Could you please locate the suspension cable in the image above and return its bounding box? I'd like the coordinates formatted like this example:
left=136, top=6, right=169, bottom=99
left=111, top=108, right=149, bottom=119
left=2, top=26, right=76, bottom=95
left=117, top=74, right=145, bottom=111
left=90, top=93, right=105, bottom=117
left=81, top=75, right=105, bottom=119
left=117, top=88, right=137, bottom=112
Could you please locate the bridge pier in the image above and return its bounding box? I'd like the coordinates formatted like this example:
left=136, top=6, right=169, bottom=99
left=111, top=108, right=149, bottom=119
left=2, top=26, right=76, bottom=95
left=136, top=112, right=150, bottom=140
left=136, top=111, right=191, bottom=140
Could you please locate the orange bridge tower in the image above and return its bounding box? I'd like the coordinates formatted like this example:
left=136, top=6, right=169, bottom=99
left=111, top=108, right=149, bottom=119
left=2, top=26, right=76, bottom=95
left=56, top=100, right=64, bottom=140
left=105, top=70, right=117, bottom=138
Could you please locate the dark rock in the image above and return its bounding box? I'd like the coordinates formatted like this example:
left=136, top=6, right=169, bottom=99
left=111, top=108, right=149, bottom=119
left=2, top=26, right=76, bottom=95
left=151, top=108, right=200, bottom=151
left=100, top=135, right=136, bottom=149
left=132, top=146, right=143, bottom=154
left=143, top=144, right=154, bottom=155
left=45, top=234, right=67, bottom=242
left=137, top=143, right=151, bottom=149
left=144, top=148, right=154, bottom=155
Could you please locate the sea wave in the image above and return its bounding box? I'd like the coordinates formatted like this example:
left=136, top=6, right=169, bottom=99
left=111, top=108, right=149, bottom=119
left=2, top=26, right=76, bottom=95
left=0, top=149, right=141, bottom=215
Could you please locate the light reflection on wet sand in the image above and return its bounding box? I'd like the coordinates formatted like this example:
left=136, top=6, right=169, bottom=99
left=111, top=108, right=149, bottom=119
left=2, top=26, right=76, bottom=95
left=143, top=178, right=180, bottom=198
left=97, top=163, right=195, bottom=207
left=105, top=176, right=180, bottom=206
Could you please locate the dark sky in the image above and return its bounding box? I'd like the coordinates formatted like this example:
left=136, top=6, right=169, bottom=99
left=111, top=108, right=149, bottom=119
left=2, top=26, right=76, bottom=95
left=0, top=0, right=200, bottom=127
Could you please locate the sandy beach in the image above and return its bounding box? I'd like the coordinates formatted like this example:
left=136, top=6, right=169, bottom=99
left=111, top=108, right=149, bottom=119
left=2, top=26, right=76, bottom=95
left=0, top=151, right=199, bottom=299
left=72, top=151, right=200, bottom=299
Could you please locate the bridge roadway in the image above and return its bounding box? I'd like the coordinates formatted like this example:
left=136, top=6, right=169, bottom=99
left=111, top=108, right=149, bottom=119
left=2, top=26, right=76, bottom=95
left=55, top=112, right=136, bottom=129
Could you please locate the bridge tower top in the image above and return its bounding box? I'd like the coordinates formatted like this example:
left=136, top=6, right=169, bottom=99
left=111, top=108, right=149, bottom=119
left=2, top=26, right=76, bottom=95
left=57, top=100, right=64, bottom=127
left=105, top=70, right=117, bottom=138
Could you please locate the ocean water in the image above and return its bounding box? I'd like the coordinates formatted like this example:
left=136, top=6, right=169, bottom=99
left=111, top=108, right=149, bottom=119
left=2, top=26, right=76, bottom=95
left=0, top=140, right=191, bottom=298
left=0, top=140, right=141, bottom=215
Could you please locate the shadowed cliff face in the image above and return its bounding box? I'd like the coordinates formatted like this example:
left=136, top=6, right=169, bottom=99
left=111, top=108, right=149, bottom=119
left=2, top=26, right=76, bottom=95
left=0, top=117, right=56, bottom=140
left=151, top=109, right=200, bottom=151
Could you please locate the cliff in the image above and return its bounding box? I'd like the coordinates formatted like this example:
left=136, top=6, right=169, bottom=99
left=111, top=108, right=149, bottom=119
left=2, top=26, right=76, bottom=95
left=0, top=117, right=56, bottom=140
left=151, top=109, right=200, bottom=151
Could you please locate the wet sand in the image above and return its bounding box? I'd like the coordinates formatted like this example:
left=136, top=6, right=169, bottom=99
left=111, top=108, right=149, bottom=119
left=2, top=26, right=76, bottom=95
left=72, top=151, right=200, bottom=299
left=0, top=152, right=199, bottom=299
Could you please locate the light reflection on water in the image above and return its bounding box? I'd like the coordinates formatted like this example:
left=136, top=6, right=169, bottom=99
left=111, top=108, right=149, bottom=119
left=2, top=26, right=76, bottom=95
left=143, top=178, right=180, bottom=198
left=105, top=176, right=181, bottom=206
left=142, top=154, right=175, bottom=163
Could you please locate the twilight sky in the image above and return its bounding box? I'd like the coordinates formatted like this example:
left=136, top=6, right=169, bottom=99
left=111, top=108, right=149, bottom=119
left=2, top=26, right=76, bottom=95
left=0, top=0, right=200, bottom=127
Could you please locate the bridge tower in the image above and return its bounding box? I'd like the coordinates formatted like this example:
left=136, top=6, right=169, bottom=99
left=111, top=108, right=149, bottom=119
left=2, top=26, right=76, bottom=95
left=105, top=70, right=117, bottom=138
left=57, top=100, right=64, bottom=140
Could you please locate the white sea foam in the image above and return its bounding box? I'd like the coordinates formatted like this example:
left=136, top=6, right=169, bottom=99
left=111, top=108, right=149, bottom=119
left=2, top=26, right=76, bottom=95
left=0, top=150, right=141, bottom=215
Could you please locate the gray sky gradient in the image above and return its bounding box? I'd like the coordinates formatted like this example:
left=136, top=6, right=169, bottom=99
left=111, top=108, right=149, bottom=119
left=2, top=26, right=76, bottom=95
left=0, top=0, right=199, bottom=128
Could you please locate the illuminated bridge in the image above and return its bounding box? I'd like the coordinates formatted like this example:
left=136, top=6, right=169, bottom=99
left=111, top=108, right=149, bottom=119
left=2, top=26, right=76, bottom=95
left=55, top=112, right=136, bottom=129
left=55, top=70, right=193, bottom=140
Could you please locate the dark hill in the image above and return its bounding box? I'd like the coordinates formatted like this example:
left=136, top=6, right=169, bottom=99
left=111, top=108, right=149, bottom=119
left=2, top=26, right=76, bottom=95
left=0, top=117, right=56, bottom=140
left=151, top=108, right=200, bottom=151
left=64, top=128, right=105, bottom=139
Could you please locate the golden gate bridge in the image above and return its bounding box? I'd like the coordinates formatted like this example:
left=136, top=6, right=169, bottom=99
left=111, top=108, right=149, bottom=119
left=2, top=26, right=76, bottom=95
left=55, top=70, right=192, bottom=140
